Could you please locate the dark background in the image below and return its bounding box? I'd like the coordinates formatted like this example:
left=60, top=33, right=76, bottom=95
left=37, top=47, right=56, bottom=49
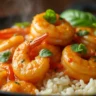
left=0, top=0, right=96, bottom=29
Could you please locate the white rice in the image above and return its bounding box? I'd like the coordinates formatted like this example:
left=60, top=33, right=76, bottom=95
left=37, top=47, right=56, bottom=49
left=35, top=71, right=96, bottom=95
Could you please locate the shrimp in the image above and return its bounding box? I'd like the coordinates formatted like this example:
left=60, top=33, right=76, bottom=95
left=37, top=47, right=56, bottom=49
left=0, top=35, right=24, bottom=52
left=31, top=13, right=75, bottom=46
left=0, top=29, right=25, bottom=62
left=0, top=35, right=24, bottom=62
left=61, top=45, right=96, bottom=82
left=74, top=27, right=96, bottom=48
left=29, top=41, right=61, bottom=68
left=1, top=81, right=36, bottom=94
left=0, top=63, right=15, bottom=81
left=12, top=34, right=50, bottom=83
left=0, top=68, right=7, bottom=87
left=0, top=63, right=15, bottom=87
left=74, top=27, right=96, bottom=57
left=0, top=27, right=30, bottom=39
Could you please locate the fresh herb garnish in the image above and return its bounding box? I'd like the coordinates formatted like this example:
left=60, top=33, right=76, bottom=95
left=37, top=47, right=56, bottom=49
left=15, top=82, right=20, bottom=85
left=14, top=22, right=30, bottom=28
left=59, top=17, right=63, bottom=20
left=43, top=9, right=57, bottom=24
left=39, top=49, right=53, bottom=57
left=60, top=9, right=96, bottom=27
left=71, top=43, right=87, bottom=54
left=21, top=59, right=25, bottom=63
left=77, top=30, right=89, bottom=36
left=0, top=50, right=11, bottom=63
left=93, top=23, right=96, bottom=27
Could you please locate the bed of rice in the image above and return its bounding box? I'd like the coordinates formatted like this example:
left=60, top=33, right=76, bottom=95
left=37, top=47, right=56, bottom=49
left=35, top=70, right=96, bottom=95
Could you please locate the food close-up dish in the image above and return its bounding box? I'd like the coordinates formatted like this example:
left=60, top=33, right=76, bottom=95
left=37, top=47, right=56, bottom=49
left=0, top=7, right=96, bottom=95
left=1, top=0, right=96, bottom=95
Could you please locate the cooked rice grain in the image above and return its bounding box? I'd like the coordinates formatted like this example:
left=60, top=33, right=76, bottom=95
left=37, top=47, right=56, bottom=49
left=35, top=71, right=96, bottom=95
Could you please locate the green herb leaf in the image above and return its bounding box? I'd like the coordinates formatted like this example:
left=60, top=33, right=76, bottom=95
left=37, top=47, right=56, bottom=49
left=43, top=9, right=56, bottom=24
left=77, top=30, right=89, bottom=36
left=14, top=22, right=30, bottom=28
left=71, top=44, right=87, bottom=54
left=59, top=17, right=63, bottom=20
left=21, top=59, right=25, bottom=63
left=92, top=23, right=96, bottom=27
left=0, top=50, right=11, bottom=63
left=60, top=9, right=96, bottom=27
left=15, top=82, right=20, bottom=85
left=39, top=49, right=53, bottom=57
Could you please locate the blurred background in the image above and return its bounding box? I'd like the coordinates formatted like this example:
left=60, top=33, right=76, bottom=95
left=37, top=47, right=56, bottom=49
left=0, top=0, right=96, bottom=29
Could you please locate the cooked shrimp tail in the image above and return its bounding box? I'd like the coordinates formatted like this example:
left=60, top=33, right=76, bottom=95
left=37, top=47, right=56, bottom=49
left=61, top=45, right=96, bottom=82
left=30, top=33, right=48, bottom=48
left=0, top=27, right=30, bottom=39
left=12, top=34, right=50, bottom=83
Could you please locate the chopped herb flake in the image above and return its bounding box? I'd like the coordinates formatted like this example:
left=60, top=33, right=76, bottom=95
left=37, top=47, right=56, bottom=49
left=59, top=17, right=63, bottom=20
left=21, top=59, right=25, bottom=63
left=0, top=50, right=11, bottom=63
left=39, top=49, right=53, bottom=57
left=71, top=43, right=87, bottom=54
left=14, top=22, right=30, bottom=28
left=15, top=82, right=20, bottom=85
left=77, top=30, right=89, bottom=36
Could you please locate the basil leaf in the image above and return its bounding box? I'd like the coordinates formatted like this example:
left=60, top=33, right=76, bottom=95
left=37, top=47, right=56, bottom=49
left=93, top=23, right=96, bottom=27
left=43, top=9, right=56, bottom=24
left=71, top=43, right=87, bottom=54
left=60, top=9, right=96, bottom=27
left=0, top=50, right=11, bottom=62
left=77, top=30, right=89, bottom=36
left=39, top=49, right=53, bottom=57
left=14, top=22, right=30, bottom=28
